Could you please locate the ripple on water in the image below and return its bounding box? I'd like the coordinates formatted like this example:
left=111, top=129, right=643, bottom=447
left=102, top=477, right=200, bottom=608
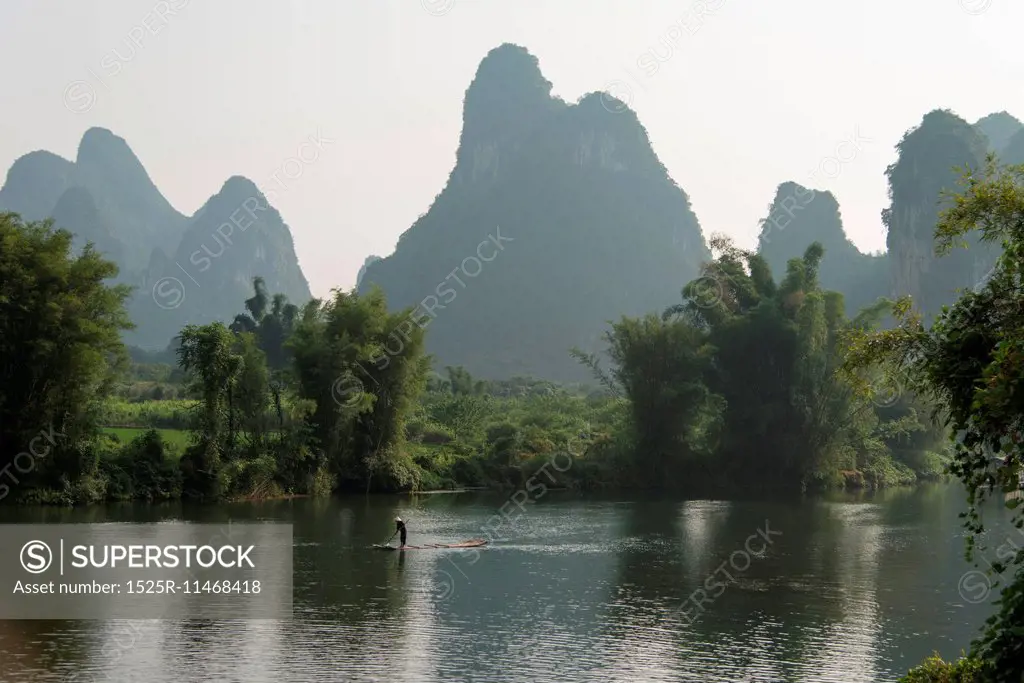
left=3, top=490, right=1004, bottom=682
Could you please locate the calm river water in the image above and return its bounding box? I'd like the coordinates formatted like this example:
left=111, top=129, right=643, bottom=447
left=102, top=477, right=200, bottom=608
left=0, top=484, right=1016, bottom=682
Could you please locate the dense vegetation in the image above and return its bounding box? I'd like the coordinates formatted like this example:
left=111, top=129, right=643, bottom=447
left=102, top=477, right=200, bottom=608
left=1, top=205, right=952, bottom=505
left=0, top=213, right=133, bottom=503
left=578, top=235, right=947, bottom=492
left=850, top=160, right=1024, bottom=681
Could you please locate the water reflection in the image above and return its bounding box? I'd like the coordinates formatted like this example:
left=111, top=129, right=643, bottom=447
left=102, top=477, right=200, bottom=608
left=0, top=485, right=1011, bottom=682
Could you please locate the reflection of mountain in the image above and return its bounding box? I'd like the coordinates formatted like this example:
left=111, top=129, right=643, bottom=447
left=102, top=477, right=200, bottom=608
left=872, top=485, right=1001, bottom=671
left=392, top=553, right=439, bottom=683
left=600, top=499, right=715, bottom=681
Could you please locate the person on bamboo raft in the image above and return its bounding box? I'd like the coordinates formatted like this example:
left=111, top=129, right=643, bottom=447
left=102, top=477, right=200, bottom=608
left=395, top=517, right=407, bottom=548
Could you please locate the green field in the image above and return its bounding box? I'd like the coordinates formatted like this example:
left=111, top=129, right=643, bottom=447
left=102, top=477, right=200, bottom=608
left=101, top=427, right=191, bottom=448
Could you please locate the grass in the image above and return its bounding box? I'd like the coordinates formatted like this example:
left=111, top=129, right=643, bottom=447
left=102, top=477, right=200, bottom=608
left=101, top=427, right=191, bottom=449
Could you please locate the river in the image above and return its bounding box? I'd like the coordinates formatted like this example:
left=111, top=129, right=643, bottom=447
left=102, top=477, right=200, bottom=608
left=0, top=483, right=1016, bottom=682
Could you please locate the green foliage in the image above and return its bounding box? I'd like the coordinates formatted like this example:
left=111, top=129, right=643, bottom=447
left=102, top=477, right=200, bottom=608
left=102, top=429, right=183, bottom=501
left=233, top=332, right=272, bottom=450
left=289, top=286, right=429, bottom=492
left=0, top=169, right=966, bottom=513
left=861, top=452, right=917, bottom=488
left=898, top=653, right=983, bottom=683
left=173, top=310, right=321, bottom=500
left=848, top=161, right=1024, bottom=680
left=223, top=454, right=280, bottom=500
left=444, top=366, right=488, bottom=396
left=756, top=183, right=888, bottom=317
left=406, top=417, right=456, bottom=445
left=603, top=313, right=714, bottom=486
left=99, top=399, right=195, bottom=430
left=577, top=232, right=944, bottom=494
left=230, top=277, right=300, bottom=372
left=102, top=427, right=190, bottom=449
left=176, top=322, right=241, bottom=500
left=0, top=213, right=132, bottom=494
left=403, top=387, right=625, bottom=491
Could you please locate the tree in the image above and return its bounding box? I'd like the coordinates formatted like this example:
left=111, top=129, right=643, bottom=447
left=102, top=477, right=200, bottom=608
left=289, top=287, right=429, bottom=492
left=637, top=235, right=900, bottom=491
left=445, top=366, right=487, bottom=396
left=233, top=333, right=271, bottom=451
left=602, top=313, right=716, bottom=486
left=664, top=237, right=859, bottom=488
left=177, top=322, right=241, bottom=499
left=844, top=159, right=1021, bottom=680
left=0, top=213, right=132, bottom=496
left=231, top=276, right=299, bottom=371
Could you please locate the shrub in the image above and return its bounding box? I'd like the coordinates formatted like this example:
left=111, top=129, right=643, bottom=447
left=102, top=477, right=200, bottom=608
left=450, top=456, right=487, bottom=487
left=914, top=451, right=951, bottom=480
left=863, top=454, right=917, bottom=488
left=308, top=462, right=335, bottom=498
left=422, top=424, right=455, bottom=445
left=898, top=653, right=983, bottom=682
left=226, top=454, right=280, bottom=500
left=107, top=429, right=183, bottom=501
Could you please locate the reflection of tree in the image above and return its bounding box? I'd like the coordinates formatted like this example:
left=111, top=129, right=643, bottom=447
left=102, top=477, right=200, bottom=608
left=600, top=499, right=716, bottom=678
left=0, top=620, right=71, bottom=679
left=613, top=499, right=687, bottom=610
left=603, top=498, right=861, bottom=680
left=15, top=490, right=1000, bottom=680
left=34, top=498, right=421, bottom=679
left=424, top=493, right=618, bottom=681
left=871, top=484, right=999, bottom=671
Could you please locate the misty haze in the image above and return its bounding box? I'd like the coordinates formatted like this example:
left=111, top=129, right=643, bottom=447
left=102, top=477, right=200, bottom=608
left=1, top=1, right=1023, bottom=681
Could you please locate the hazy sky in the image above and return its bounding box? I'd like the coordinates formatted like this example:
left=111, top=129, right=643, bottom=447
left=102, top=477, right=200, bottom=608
left=1, top=0, right=1022, bottom=298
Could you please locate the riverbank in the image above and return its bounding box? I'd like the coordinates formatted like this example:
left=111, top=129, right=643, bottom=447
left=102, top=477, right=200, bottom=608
left=5, top=437, right=951, bottom=508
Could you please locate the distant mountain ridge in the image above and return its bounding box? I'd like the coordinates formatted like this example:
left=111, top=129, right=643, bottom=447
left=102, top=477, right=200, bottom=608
left=974, top=111, right=1023, bottom=156
left=755, top=109, right=1009, bottom=322
left=356, top=255, right=382, bottom=289
left=883, top=109, right=997, bottom=319
left=3, top=57, right=1016, bottom=379
left=361, top=45, right=1015, bottom=379
left=359, top=43, right=710, bottom=381
left=756, top=182, right=887, bottom=316
left=0, top=127, right=312, bottom=348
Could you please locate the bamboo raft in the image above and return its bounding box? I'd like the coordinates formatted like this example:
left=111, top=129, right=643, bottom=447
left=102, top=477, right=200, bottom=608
left=372, top=539, right=488, bottom=551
